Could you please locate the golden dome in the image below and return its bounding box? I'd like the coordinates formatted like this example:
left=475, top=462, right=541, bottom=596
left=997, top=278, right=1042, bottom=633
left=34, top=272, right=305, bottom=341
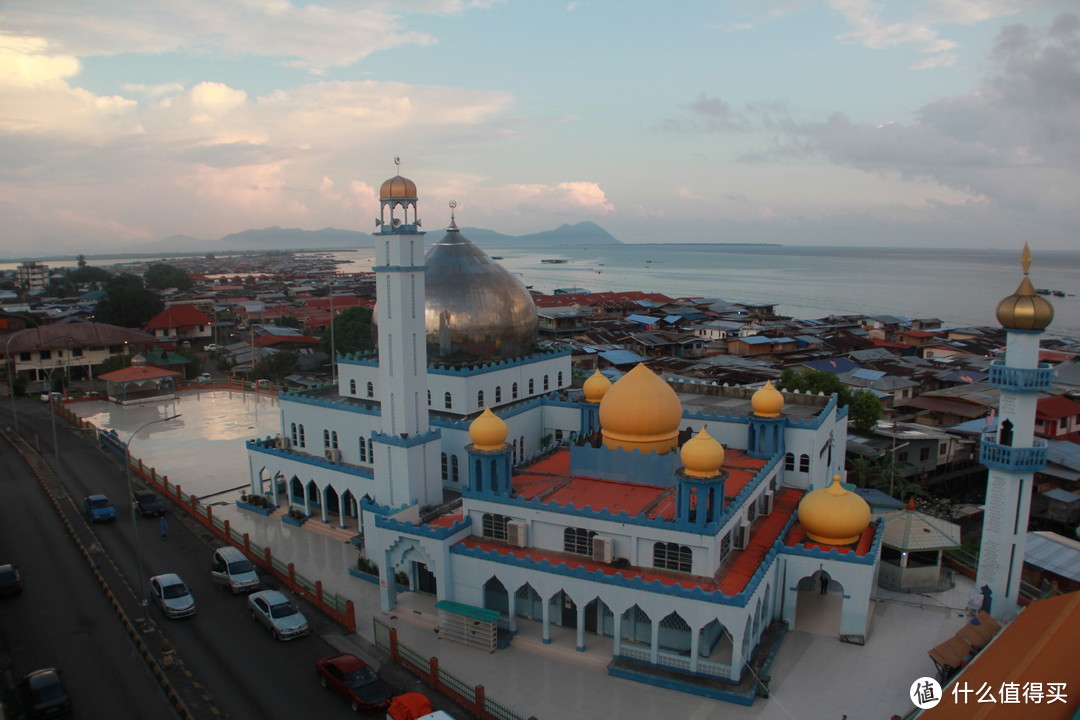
left=380, top=175, right=417, bottom=200
left=599, top=363, right=683, bottom=454
left=583, top=370, right=612, bottom=403
left=469, top=408, right=508, bottom=451
left=751, top=381, right=784, bottom=417
left=680, top=427, right=725, bottom=478
left=798, top=475, right=871, bottom=545
left=995, top=244, right=1053, bottom=331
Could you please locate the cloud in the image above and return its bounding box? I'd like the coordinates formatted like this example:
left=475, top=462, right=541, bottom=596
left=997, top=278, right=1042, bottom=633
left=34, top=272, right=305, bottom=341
left=0, top=0, right=501, bottom=71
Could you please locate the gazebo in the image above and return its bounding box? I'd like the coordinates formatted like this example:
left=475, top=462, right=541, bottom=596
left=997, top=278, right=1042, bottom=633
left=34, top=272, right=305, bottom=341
left=99, top=364, right=182, bottom=405
left=878, top=499, right=962, bottom=593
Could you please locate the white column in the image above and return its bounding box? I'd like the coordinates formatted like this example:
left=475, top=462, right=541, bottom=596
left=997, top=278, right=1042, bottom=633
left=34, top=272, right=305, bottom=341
left=649, top=620, right=660, bottom=664
left=541, top=597, right=552, bottom=644
left=689, top=625, right=701, bottom=673
left=613, top=611, right=623, bottom=656
left=576, top=603, right=586, bottom=652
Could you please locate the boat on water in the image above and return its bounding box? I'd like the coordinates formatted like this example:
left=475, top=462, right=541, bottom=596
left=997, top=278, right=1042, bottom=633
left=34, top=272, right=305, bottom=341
left=541, top=259, right=568, bottom=264
left=1053, top=290, right=1066, bottom=297
left=491, top=256, right=503, bottom=260
left=1037, top=288, right=1052, bottom=295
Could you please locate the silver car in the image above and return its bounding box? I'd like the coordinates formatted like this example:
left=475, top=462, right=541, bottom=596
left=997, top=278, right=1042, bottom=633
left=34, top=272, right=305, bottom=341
left=149, top=573, right=196, bottom=619
left=247, top=589, right=308, bottom=640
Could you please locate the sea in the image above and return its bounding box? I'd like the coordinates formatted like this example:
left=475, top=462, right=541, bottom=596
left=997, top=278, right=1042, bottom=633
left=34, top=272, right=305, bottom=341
left=5, top=244, right=1078, bottom=338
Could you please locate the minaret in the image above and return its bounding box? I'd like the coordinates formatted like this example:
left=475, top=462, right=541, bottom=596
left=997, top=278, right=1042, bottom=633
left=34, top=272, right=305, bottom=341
left=975, top=244, right=1054, bottom=621
left=371, top=159, right=442, bottom=508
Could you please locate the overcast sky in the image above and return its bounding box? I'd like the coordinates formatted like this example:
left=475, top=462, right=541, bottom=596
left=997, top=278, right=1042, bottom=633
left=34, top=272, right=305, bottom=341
left=2, top=1, right=1078, bottom=255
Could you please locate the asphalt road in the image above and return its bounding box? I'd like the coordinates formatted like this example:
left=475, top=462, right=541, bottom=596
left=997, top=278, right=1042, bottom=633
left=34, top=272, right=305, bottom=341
left=2, top=397, right=477, bottom=720
left=0, top=429, right=173, bottom=718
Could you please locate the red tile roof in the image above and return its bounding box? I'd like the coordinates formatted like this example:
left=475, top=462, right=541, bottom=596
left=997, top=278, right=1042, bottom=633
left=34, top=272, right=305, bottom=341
left=143, top=304, right=213, bottom=331
left=428, top=510, right=463, bottom=530
left=1037, top=395, right=1080, bottom=420
left=99, top=366, right=182, bottom=382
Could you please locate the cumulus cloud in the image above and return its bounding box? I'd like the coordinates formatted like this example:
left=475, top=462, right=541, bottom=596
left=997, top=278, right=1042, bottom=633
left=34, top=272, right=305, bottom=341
left=0, top=0, right=492, bottom=72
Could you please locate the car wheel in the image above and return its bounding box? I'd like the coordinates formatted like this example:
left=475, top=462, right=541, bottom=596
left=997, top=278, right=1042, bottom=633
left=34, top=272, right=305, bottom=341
left=319, top=676, right=328, bottom=688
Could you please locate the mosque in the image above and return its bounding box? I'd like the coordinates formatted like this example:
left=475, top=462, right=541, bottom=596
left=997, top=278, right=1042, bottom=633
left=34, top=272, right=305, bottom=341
left=247, top=169, right=888, bottom=695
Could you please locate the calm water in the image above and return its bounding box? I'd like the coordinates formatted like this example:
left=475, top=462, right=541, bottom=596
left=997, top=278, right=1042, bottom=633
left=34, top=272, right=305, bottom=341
left=335, top=244, right=1080, bottom=339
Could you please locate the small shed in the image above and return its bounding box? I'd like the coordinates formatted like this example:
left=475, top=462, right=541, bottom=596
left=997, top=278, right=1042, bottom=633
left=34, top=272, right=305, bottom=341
left=878, top=499, right=962, bottom=593
left=99, top=365, right=182, bottom=405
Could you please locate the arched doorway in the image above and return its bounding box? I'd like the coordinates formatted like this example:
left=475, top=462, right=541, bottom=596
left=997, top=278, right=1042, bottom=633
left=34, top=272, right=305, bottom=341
left=793, top=570, right=844, bottom=635
left=484, top=577, right=509, bottom=615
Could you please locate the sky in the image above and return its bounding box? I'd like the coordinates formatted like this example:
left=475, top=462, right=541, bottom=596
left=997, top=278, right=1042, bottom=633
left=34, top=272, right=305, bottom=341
left=1, top=1, right=1078, bottom=256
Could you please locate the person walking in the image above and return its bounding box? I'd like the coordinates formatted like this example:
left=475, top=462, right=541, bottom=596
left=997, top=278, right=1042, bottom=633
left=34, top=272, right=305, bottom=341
left=820, top=571, right=829, bottom=595
left=160, top=515, right=169, bottom=540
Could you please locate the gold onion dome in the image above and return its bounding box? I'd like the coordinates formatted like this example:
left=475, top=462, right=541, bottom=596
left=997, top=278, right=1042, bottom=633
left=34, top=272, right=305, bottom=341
left=583, top=369, right=612, bottom=403
left=751, top=381, right=785, bottom=417
left=469, top=408, right=508, bottom=451
left=599, top=363, right=683, bottom=454
left=995, top=244, right=1053, bottom=331
left=380, top=175, right=417, bottom=200
left=680, top=427, right=725, bottom=478
left=798, top=475, right=871, bottom=545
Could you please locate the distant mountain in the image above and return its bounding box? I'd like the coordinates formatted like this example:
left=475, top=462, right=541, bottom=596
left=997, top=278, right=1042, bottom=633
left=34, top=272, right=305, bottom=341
left=458, top=221, right=622, bottom=247
left=216, top=226, right=373, bottom=250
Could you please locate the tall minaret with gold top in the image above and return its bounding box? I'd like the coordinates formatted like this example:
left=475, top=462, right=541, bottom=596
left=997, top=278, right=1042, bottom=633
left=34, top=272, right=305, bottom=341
left=975, top=244, right=1054, bottom=621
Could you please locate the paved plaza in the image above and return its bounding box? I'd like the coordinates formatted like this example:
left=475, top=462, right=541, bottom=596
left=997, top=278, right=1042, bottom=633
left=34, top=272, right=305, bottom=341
left=71, top=390, right=976, bottom=720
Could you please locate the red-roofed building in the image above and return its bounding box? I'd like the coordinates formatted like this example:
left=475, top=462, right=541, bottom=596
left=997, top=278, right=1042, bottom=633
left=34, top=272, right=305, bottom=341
left=143, top=304, right=213, bottom=343
left=1036, top=395, right=1080, bottom=438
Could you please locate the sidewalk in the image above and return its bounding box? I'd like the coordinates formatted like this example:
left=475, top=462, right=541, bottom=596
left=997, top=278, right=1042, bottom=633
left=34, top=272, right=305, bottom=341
left=211, top=501, right=973, bottom=720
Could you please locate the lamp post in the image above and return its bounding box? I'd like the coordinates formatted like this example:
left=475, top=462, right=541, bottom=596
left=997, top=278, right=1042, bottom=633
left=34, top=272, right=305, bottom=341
left=2, top=332, right=20, bottom=435
left=126, top=413, right=182, bottom=627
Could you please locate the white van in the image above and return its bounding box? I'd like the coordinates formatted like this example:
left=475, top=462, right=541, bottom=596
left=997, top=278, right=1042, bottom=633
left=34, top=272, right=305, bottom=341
left=210, top=546, right=261, bottom=594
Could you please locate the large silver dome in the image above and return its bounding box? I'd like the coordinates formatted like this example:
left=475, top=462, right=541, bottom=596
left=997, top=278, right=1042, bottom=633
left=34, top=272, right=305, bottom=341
left=424, top=227, right=537, bottom=364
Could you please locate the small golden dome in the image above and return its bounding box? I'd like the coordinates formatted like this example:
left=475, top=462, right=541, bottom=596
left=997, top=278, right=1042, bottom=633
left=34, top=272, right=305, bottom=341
left=752, top=381, right=784, bottom=417
left=798, top=475, right=871, bottom=545
left=583, top=370, right=612, bottom=403
left=599, top=363, right=683, bottom=454
left=680, top=427, right=725, bottom=478
left=380, top=175, right=417, bottom=200
left=996, top=244, right=1053, bottom=331
left=469, top=408, right=507, bottom=451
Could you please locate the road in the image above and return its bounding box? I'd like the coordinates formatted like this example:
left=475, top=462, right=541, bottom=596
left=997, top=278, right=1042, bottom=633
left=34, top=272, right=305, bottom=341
left=0, top=431, right=173, bottom=718
left=2, top=397, right=474, bottom=720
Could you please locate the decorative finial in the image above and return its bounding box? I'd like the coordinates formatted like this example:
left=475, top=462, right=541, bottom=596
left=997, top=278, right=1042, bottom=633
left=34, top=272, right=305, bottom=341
left=1021, top=243, right=1031, bottom=275
left=449, top=200, right=458, bottom=227
left=394, top=156, right=401, bottom=171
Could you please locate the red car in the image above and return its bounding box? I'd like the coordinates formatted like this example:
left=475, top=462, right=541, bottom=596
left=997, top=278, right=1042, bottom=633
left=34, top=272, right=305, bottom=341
left=315, top=652, right=393, bottom=714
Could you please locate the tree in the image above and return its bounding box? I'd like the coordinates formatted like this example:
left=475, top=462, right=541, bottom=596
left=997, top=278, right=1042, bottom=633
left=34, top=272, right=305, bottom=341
left=77, top=254, right=87, bottom=268
left=94, top=273, right=164, bottom=328
left=70, top=264, right=111, bottom=285
left=144, top=263, right=193, bottom=291
left=322, top=306, right=374, bottom=357
left=847, top=389, right=884, bottom=433
left=253, top=350, right=298, bottom=383
left=276, top=315, right=302, bottom=330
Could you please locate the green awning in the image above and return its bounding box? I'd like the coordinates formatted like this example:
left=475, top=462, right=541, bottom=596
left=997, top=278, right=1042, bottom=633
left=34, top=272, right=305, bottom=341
left=435, top=600, right=501, bottom=622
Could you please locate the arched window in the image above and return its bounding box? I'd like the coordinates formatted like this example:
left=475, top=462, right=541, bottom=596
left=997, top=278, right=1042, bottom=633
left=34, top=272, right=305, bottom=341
left=799, top=454, right=810, bottom=472
left=366, top=381, right=374, bottom=398
left=367, top=439, right=374, bottom=463
left=290, top=423, right=297, bottom=445
left=528, top=378, right=535, bottom=395
left=477, top=390, right=485, bottom=408
left=427, top=389, right=431, bottom=405
left=441, top=452, right=448, bottom=481
left=323, top=429, right=330, bottom=448
left=512, top=382, right=518, bottom=400
left=653, top=542, right=692, bottom=573
left=558, top=371, right=563, bottom=386
left=444, top=391, right=452, bottom=410
left=451, top=455, right=459, bottom=483
left=564, top=527, right=596, bottom=556
left=543, top=375, right=549, bottom=392
left=298, top=425, right=306, bottom=448
left=495, top=386, right=502, bottom=403
left=331, top=431, right=338, bottom=450
left=482, top=513, right=510, bottom=541
left=349, top=379, right=356, bottom=395
left=360, top=438, right=367, bottom=463
left=784, top=452, right=795, bottom=471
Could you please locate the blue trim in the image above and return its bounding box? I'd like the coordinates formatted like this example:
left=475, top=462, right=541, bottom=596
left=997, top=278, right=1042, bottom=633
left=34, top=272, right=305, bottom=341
left=282, top=514, right=307, bottom=527
left=1005, top=328, right=1046, bottom=335
left=348, top=568, right=410, bottom=592
left=372, top=428, right=442, bottom=448
left=247, top=440, right=375, bottom=478
left=373, top=511, right=472, bottom=540
left=236, top=500, right=275, bottom=516
left=778, top=516, right=884, bottom=566
left=279, top=391, right=382, bottom=417
left=979, top=437, right=1048, bottom=471
left=987, top=361, right=1054, bottom=392
left=607, top=661, right=752, bottom=705
left=371, top=265, right=426, bottom=272
left=427, top=348, right=572, bottom=376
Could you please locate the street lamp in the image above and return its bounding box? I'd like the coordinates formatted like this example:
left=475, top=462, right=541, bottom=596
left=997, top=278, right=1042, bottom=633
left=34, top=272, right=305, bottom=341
left=126, top=413, right=182, bottom=628
left=2, top=331, right=20, bottom=435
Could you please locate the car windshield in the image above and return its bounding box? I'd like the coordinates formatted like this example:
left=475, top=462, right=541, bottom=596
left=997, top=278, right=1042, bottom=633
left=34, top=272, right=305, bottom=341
left=269, top=601, right=298, bottom=619
left=162, top=583, right=189, bottom=599
left=30, top=677, right=66, bottom=702
left=228, top=559, right=254, bottom=574
left=89, top=498, right=110, bottom=509
left=136, top=493, right=159, bottom=505
left=347, top=667, right=378, bottom=689
left=0, top=566, right=15, bottom=582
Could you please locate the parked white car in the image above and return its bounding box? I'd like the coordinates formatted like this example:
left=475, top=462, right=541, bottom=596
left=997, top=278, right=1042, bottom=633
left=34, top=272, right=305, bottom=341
left=149, top=573, right=196, bottom=619
left=247, top=589, right=308, bottom=640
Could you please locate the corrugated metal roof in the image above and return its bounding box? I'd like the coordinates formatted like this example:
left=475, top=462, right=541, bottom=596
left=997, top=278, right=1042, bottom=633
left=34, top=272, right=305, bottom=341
left=1024, top=532, right=1080, bottom=581
left=1043, top=488, right=1080, bottom=504
left=880, top=508, right=961, bottom=550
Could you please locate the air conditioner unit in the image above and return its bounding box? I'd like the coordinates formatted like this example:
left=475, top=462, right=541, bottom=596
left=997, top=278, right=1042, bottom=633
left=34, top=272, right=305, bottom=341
left=324, top=448, right=342, bottom=463
left=275, top=435, right=291, bottom=450
left=507, top=520, right=527, bottom=548
left=592, top=536, right=614, bottom=563
left=733, top=522, right=749, bottom=550
left=762, top=492, right=774, bottom=515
